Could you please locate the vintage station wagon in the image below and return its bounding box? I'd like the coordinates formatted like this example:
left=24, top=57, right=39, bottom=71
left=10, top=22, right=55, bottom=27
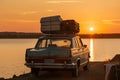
left=25, top=34, right=90, bottom=77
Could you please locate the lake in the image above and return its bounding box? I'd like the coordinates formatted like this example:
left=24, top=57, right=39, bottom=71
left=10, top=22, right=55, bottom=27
left=0, top=39, right=120, bottom=78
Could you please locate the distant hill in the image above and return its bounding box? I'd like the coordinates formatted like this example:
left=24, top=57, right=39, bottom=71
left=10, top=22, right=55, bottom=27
left=0, top=32, right=120, bottom=38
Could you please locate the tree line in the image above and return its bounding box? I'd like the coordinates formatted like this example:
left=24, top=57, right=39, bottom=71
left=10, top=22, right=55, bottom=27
left=0, top=32, right=120, bottom=38
left=0, top=32, right=41, bottom=38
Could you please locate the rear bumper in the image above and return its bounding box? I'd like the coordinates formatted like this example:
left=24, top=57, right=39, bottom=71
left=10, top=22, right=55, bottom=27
left=25, top=63, right=76, bottom=69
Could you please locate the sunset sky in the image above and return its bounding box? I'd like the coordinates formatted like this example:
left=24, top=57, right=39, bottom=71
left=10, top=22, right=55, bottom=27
left=0, top=0, right=120, bottom=34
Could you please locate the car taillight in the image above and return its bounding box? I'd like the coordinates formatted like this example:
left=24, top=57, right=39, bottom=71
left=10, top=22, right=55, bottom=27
left=66, top=57, right=72, bottom=64
left=25, top=48, right=31, bottom=62
left=25, top=49, right=30, bottom=57
left=69, top=50, right=72, bottom=58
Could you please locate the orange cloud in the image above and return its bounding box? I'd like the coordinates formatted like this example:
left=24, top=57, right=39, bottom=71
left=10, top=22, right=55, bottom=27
left=2, top=19, right=37, bottom=23
left=46, top=0, right=82, bottom=4
left=20, top=11, right=40, bottom=15
left=46, top=9, right=54, bottom=12
left=102, top=19, right=120, bottom=25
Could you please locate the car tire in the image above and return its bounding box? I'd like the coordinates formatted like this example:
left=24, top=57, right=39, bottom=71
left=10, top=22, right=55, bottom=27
left=31, top=68, right=39, bottom=76
left=72, top=63, right=79, bottom=77
left=83, top=60, right=89, bottom=71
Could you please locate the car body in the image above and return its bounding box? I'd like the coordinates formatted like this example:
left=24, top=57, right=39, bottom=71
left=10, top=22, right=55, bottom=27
left=25, top=34, right=90, bottom=77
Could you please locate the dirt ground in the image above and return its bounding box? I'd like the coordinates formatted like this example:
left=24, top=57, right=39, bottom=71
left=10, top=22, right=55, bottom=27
left=5, top=62, right=105, bottom=80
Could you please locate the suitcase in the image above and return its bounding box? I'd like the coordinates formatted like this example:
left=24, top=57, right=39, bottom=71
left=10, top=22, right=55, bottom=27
left=61, top=20, right=80, bottom=33
left=40, top=15, right=62, bottom=34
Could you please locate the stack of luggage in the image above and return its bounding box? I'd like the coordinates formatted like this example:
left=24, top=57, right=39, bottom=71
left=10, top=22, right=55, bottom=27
left=40, top=15, right=80, bottom=34
left=61, top=20, right=79, bottom=33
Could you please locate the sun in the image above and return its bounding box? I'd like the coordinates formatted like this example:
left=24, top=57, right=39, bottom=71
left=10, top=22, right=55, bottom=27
left=89, top=27, right=94, bottom=32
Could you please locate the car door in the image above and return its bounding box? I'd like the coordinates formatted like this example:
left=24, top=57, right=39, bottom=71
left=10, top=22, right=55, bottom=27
left=78, top=37, right=89, bottom=62
left=74, top=37, right=85, bottom=63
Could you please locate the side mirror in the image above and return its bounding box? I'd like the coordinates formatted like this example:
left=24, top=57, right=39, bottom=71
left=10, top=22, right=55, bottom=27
left=83, top=44, right=87, bottom=48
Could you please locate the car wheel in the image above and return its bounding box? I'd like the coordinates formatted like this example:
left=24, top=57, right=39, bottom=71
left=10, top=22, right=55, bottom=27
left=83, top=60, right=89, bottom=71
left=31, top=68, right=39, bottom=76
left=72, top=64, right=79, bottom=77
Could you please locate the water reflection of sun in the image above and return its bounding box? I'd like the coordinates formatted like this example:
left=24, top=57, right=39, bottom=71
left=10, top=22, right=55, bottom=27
left=90, top=39, right=94, bottom=61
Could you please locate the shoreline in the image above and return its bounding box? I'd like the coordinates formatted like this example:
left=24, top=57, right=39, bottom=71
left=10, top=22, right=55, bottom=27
left=0, top=61, right=105, bottom=80
left=0, top=32, right=120, bottom=39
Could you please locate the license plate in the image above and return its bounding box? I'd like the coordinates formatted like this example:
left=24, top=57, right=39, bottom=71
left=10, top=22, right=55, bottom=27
left=44, top=59, right=55, bottom=63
